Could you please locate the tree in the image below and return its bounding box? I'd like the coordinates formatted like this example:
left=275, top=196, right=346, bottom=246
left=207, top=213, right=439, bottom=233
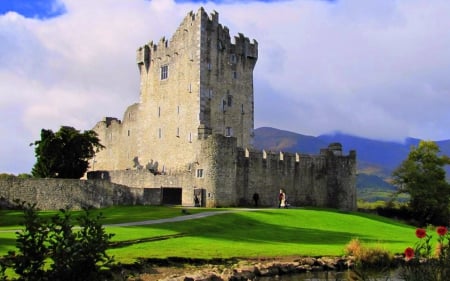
left=392, top=140, right=450, bottom=226
left=31, top=126, right=104, bottom=179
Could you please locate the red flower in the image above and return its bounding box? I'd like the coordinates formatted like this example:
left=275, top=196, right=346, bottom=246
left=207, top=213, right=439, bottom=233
left=436, top=226, right=448, bottom=236
left=415, top=228, right=426, bottom=239
left=404, top=247, right=415, bottom=260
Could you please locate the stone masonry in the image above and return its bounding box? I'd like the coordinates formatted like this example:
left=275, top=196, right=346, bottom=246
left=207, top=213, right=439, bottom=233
left=87, top=7, right=357, bottom=210
left=92, top=7, right=257, bottom=173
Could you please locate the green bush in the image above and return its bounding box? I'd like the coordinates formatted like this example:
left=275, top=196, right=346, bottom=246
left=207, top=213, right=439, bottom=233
left=0, top=202, right=114, bottom=281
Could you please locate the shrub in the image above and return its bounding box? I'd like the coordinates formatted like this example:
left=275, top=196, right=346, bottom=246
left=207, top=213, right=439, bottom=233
left=345, top=238, right=392, bottom=267
left=1, top=202, right=115, bottom=280
left=345, top=238, right=394, bottom=281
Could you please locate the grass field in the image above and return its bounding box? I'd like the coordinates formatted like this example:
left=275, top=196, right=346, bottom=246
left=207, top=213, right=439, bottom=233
left=0, top=206, right=420, bottom=264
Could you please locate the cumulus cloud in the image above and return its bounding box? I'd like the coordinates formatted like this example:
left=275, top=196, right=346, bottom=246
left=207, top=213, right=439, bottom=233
left=1, top=0, right=450, bottom=174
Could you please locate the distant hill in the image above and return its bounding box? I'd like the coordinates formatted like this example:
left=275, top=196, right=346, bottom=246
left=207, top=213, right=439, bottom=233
left=253, top=127, right=450, bottom=200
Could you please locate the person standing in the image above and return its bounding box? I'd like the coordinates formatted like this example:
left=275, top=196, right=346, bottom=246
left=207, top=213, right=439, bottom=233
left=278, top=189, right=286, bottom=208
left=252, top=192, right=259, bottom=207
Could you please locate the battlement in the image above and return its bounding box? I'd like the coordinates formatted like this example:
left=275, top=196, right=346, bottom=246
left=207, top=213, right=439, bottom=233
left=239, top=143, right=356, bottom=163
left=97, top=117, right=121, bottom=128
left=136, top=7, right=257, bottom=68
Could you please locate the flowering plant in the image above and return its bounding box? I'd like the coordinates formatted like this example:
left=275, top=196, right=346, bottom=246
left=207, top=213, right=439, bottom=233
left=401, top=226, right=450, bottom=281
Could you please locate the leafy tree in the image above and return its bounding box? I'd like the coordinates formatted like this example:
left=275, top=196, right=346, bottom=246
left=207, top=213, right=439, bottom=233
left=17, top=174, right=32, bottom=179
left=0, top=174, right=15, bottom=180
left=31, top=126, right=104, bottom=179
left=392, top=140, right=450, bottom=226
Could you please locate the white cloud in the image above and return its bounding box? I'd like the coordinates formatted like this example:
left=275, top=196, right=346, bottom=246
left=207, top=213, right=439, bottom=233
left=1, top=0, right=450, bottom=174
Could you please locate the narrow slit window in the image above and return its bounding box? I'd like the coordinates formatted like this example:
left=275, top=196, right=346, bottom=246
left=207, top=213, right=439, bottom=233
left=226, top=127, right=233, bottom=137
left=160, top=65, right=168, bottom=80
left=227, top=95, right=233, bottom=107
left=230, top=54, right=237, bottom=64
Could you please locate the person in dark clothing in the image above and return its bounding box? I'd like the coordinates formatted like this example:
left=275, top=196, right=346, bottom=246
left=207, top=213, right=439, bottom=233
left=252, top=192, right=259, bottom=207
left=194, top=195, right=200, bottom=207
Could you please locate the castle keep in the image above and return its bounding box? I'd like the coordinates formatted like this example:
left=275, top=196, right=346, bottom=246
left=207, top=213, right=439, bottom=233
left=88, top=8, right=357, bottom=210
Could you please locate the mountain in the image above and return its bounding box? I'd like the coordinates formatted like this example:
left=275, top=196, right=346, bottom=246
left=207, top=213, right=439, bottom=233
left=253, top=127, right=450, bottom=200
left=253, top=127, right=328, bottom=154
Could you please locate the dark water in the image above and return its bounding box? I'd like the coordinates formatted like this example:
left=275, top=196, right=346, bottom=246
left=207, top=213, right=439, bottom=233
left=256, top=269, right=403, bottom=281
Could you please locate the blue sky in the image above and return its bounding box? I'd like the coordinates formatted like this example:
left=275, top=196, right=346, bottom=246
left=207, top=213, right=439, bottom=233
left=0, top=0, right=66, bottom=19
left=1, top=0, right=450, bottom=174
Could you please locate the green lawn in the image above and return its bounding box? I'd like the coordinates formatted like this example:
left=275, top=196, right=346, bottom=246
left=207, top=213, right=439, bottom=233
left=0, top=206, right=420, bottom=264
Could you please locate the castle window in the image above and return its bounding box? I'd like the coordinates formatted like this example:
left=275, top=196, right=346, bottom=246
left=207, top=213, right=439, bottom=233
left=225, top=127, right=233, bottom=137
left=230, top=54, right=237, bottom=64
left=241, top=104, right=244, bottom=114
left=158, top=128, right=162, bottom=139
left=232, top=71, right=237, bottom=79
left=158, top=106, right=161, bottom=117
left=177, top=105, right=180, bottom=114
left=207, top=63, right=212, bottom=70
left=188, top=83, right=192, bottom=93
left=189, top=132, right=192, bottom=143
left=176, top=127, right=180, bottom=137
left=227, top=95, right=233, bottom=107
left=160, top=65, right=168, bottom=80
left=196, top=169, right=204, bottom=178
left=222, top=100, right=226, bottom=112
left=127, top=130, right=130, bottom=136
left=208, top=89, right=213, bottom=99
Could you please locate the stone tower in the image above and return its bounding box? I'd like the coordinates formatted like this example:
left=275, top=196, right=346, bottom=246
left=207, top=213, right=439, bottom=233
left=92, top=8, right=258, bottom=173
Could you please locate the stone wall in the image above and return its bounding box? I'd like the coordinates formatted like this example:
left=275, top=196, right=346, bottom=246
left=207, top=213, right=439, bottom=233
left=0, top=178, right=159, bottom=210
left=90, top=134, right=357, bottom=210
left=231, top=139, right=357, bottom=210
left=0, top=135, right=356, bottom=211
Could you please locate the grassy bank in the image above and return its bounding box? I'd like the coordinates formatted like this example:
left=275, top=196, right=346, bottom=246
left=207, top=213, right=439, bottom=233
left=0, top=206, right=418, bottom=264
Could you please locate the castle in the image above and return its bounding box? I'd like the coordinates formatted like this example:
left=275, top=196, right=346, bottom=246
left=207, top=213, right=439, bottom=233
left=88, top=8, right=357, bottom=210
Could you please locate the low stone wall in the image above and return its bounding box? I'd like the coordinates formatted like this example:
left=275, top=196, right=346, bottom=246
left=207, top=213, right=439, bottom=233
left=0, top=178, right=160, bottom=210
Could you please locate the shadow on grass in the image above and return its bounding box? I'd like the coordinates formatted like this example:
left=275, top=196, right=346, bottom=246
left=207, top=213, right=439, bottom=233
left=112, top=209, right=407, bottom=247
left=0, top=237, right=16, bottom=253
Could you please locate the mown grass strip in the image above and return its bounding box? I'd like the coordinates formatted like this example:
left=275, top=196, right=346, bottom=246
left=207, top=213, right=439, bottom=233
left=0, top=206, right=419, bottom=265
